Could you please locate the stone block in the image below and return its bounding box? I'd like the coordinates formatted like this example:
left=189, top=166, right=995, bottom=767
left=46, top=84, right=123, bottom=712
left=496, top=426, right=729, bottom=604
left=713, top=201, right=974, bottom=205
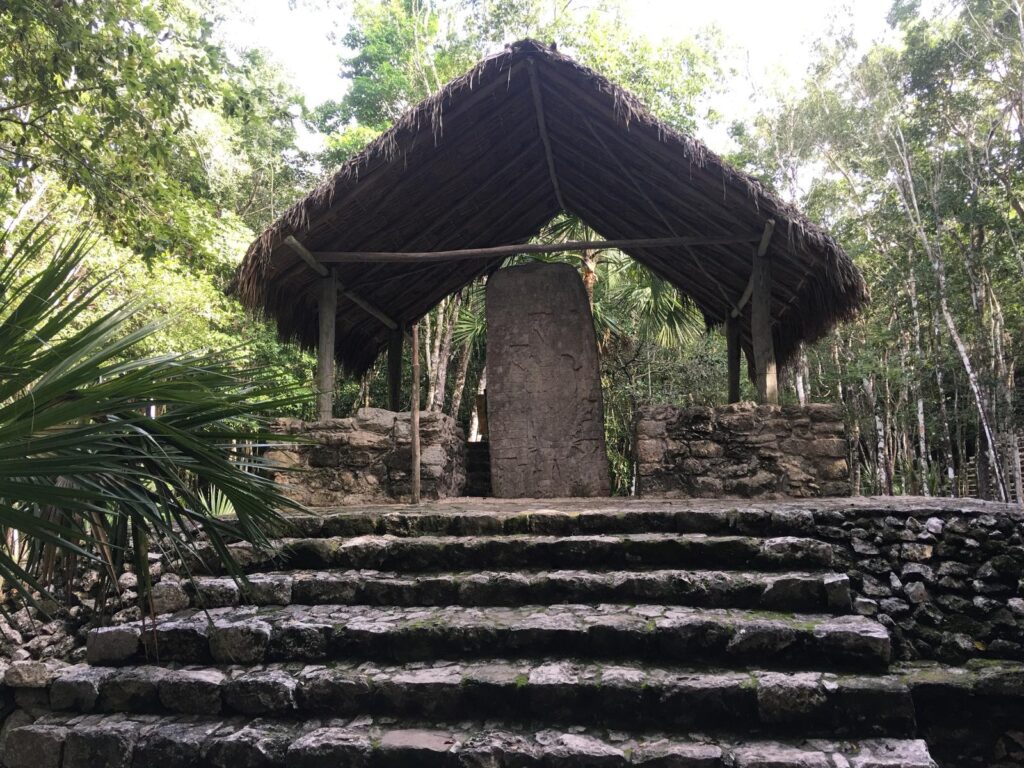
left=4, top=724, right=66, bottom=768
left=50, top=666, right=114, bottom=712
left=63, top=720, right=139, bottom=768
left=209, top=620, right=271, bottom=664
left=159, top=668, right=225, bottom=714
left=87, top=626, right=140, bottom=666
left=149, top=581, right=189, bottom=615
left=4, top=661, right=59, bottom=689
left=223, top=670, right=296, bottom=715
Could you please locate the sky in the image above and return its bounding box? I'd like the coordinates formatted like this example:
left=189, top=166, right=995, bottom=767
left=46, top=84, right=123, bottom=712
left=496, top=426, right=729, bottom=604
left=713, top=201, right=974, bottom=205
left=222, top=0, right=902, bottom=153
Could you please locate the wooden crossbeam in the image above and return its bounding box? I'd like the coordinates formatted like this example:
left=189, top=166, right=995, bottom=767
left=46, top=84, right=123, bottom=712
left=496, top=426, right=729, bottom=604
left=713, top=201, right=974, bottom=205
left=313, top=234, right=762, bottom=264
left=526, top=58, right=568, bottom=212
left=284, top=234, right=399, bottom=331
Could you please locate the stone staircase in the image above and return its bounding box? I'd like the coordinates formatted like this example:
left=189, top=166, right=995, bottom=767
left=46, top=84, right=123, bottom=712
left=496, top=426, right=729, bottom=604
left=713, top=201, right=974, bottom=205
left=4, top=501, right=938, bottom=767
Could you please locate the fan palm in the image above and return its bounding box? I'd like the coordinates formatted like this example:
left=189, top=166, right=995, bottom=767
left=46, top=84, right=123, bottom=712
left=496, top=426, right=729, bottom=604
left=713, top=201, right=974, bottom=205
left=0, top=224, right=308, bottom=613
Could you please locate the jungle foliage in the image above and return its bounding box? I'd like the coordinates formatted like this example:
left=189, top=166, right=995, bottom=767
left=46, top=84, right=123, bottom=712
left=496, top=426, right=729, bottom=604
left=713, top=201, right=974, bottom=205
left=2, top=0, right=1023, bottom=552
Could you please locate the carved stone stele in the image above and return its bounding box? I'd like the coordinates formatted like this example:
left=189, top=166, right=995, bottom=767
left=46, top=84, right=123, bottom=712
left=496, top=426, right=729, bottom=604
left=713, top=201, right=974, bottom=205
left=486, top=262, right=610, bottom=498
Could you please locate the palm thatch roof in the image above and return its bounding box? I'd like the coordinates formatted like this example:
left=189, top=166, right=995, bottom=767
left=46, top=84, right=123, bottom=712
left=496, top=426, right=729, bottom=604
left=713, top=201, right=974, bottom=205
left=235, top=39, right=867, bottom=375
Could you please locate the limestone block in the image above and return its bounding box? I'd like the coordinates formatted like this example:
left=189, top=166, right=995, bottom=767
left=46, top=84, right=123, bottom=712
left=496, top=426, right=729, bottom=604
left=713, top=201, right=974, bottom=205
left=86, top=626, right=140, bottom=666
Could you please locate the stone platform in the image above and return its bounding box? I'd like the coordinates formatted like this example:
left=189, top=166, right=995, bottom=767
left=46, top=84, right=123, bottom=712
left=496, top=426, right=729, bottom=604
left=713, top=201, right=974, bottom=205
left=2, top=497, right=1023, bottom=767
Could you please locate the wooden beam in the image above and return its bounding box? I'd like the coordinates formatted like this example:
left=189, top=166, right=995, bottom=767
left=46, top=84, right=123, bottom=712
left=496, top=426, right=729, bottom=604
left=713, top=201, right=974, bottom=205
left=731, top=220, right=776, bottom=318
left=752, top=240, right=778, bottom=405
left=314, top=234, right=762, bottom=264
left=410, top=323, right=421, bottom=504
left=284, top=235, right=329, bottom=277
left=526, top=58, right=567, bottom=212
left=337, top=277, right=399, bottom=331
left=387, top=330, right=403, bottom=411
left=725, top=315, right=741, bottom=404
left=285, top=234, right=399, bottom=331
left=316, top=269, right=338, bottom=421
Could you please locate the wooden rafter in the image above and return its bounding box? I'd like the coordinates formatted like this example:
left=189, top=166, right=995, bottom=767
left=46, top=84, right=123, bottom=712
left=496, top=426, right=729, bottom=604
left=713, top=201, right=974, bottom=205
left=284, top=235, right=328, bottom=277
left=576, top=113, right=746, bottom=317
left=526, top=58, right=567, bottom=212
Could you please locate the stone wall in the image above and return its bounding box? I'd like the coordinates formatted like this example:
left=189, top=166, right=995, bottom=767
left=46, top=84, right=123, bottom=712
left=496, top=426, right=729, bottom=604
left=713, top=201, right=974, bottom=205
left=268, top=407, right=465, bottom=505
left=635, top=402, right=849, bottom=498
left=813, top=497, right=1024, bottom=664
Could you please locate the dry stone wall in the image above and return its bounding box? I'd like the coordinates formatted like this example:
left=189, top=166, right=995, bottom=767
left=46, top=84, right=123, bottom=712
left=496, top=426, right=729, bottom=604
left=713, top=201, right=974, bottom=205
left=635, top=402, right=850, bottom=498
left=813, top=497, right=1024, bottom=665
left=268, top=408, right=465, bottom=504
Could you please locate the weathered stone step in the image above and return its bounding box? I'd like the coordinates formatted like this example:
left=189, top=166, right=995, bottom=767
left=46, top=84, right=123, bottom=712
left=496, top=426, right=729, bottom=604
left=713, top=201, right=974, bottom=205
left=36, top=659, right=916, bottom=738
left=187, top=533, right=834, bottom=575
left=4, top=713, right=936, bottom=768
left=256, top=500, right=823, bottom=540
left=88, top=604, right=891, bottom=670
left=182, top=568, right=852, bottom=614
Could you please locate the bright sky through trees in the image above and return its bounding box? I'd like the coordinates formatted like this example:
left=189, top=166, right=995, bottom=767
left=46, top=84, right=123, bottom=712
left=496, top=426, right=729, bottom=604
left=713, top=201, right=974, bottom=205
left=223, top=0, right=900, bottom=151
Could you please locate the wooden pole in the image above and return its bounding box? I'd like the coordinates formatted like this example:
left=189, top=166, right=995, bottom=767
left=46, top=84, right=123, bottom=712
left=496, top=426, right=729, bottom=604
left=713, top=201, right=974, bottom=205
left=410, top=323, right=421, bottom=504
left=751, top=245, right=779, bottom=405
left=312, top=234, right=763, bottom=264
left=387, top=330, right=403, bottom=411
left=725, top=316, right=741, bottom=404
left=317, top=268, right=338, bottom=421
left=731, top=220, right=776, bottom=318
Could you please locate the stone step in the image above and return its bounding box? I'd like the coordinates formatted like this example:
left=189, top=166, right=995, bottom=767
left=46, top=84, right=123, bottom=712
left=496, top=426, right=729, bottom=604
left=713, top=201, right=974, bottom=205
left=36, top=660, right=916, bottom=738
left=181, top=568, right=852, bottom=615
left=255, top=500, right=822, bottom=540
left=186, top=533, right=834, bottom=575
left=4, top=713, right=937, bottom=768
left=87, top=604, right=891, bottom=670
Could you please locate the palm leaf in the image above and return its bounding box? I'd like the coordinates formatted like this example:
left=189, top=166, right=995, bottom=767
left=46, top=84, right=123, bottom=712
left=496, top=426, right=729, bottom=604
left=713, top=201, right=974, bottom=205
left=0, top=225, right=310, bottom=613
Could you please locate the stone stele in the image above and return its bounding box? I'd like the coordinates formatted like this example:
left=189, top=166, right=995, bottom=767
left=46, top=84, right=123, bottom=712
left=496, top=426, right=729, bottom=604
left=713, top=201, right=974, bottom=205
left=485, top=262, right=610, bottom=497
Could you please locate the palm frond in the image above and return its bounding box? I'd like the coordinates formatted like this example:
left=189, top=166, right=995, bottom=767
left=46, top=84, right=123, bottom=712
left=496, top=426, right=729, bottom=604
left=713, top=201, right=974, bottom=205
left=0, top=225, right=310, bottom=613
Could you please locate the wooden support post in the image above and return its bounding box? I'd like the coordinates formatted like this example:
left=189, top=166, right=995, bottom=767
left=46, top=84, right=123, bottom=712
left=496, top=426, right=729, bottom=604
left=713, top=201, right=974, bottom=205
left=317, top=268, right=338, bottom=421
left=387, top=330, right=403, bottom=412
left=725, top=316, right=741, bottom=404
left=410, top=323, right=421, bottom=504
left=731, top=220, right=776, bottom=318
left=751, top=245, right=778, bottom=405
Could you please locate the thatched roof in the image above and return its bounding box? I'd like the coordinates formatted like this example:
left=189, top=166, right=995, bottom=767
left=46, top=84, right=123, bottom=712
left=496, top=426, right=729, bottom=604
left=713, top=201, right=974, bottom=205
left=236, top=39, right=867, bottom=376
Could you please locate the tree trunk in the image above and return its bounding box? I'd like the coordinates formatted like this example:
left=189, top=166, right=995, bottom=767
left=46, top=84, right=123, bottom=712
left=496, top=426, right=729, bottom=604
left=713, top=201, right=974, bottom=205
left=448, top=338, right=473, bottom=420
left=887, top=124, right=1008, bottom=501
left=905, top=264, right=931, bottom=494
left=864, top=375, right=890, bottom=495
left=429, top=293, right=462, bottom=411
left=469, top=366, right=488, bottom=442
left=581, top=249, right=599, bottom=305
left=794, top=350, right=808, bottom=407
